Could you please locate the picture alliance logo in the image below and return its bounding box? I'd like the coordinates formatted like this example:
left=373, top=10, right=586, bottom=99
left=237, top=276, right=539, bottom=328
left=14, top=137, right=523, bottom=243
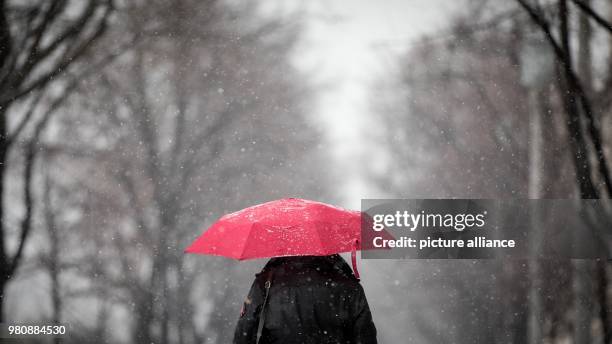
left=371, top=210, right=487, bottom=232
left=372, top=235, right=516, bottom=249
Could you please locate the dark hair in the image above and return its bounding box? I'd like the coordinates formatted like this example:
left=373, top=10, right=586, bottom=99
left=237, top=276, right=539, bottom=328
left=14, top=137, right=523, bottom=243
left=261, top=254, right=356, bottom=279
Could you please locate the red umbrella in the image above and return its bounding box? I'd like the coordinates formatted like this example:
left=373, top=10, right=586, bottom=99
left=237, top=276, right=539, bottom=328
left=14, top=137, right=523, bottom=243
left=185, top=198, right=387, bottom=279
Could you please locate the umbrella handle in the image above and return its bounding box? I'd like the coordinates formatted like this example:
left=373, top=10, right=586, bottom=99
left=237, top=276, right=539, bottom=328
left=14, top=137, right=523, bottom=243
left=351, top=239, right=360, bottom=281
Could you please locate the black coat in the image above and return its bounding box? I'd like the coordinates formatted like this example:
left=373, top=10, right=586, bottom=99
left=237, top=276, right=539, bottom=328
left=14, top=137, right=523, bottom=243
left=233, top=255, right=377, bottom=344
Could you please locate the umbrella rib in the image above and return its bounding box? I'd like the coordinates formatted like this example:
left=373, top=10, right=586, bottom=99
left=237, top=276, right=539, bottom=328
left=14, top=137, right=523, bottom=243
left=238, top=222, right=260, bottom=260
left=313, top=222, right=330, bottom=255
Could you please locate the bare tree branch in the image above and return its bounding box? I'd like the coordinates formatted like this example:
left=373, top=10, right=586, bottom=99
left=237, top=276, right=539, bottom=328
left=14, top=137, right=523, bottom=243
left=516, top=0, right=565, bottom=58
left=517, top=0, right=612, bottom=198
left=3, top=1, right=113, bottom=106
left=8, top=79, right=76, bottom=276
left=5, top=89, right=44, bottom=149
left=0, top=0, right=11, bottom=69
left=571, top=0, right=612, bottom=35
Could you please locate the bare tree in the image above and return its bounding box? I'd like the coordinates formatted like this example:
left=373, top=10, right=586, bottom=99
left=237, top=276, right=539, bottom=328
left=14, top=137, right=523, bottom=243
left=515, top=1, right=612, bottom=342
left=371, top=0, right=612, bottom=342
left=0, top=0, right=113, bottom=321
left=42, top=159, right=62, bottom=344
left=31, top=1, right=328, bottom=342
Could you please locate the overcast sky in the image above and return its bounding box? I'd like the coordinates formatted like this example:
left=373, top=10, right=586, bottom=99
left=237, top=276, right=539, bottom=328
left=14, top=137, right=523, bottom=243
left=288, top=0, right=456, bottom=208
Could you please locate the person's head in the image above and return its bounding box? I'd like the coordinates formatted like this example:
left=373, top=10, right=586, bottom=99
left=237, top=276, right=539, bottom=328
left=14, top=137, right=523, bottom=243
left=262, top=254, right=355, bottom=278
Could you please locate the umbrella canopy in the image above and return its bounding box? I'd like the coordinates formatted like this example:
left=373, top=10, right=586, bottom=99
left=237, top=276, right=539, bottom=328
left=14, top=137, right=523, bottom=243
left=185, top=198, right=387, bottom=279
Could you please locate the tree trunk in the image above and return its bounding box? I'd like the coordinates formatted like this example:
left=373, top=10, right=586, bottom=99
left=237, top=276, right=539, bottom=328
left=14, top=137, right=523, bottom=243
left=0, top=104, right=8, bottom=323
left=528, top=86, right=545, bottom=344
left=598, top=261, right=611, bottom=344
left=161, top=265, right=170, bottom=344
left=43, top=174, right=62, bottom=344
left=50, top=234, right=62, bottom=343
left=133, top=292, right=154, bottom=344
left=574, top=260, right=594, bottom=344
left=555, top=0, right=598, bottom=199
left=0, top=276, right=5, bottom=323
left=573, top=5, right=595, bottom=343
left=578, top=0, right=593, bottom=95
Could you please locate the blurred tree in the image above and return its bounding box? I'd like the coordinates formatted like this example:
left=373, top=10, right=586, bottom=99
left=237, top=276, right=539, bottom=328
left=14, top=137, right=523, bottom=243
left=516, top=0, right=612, bottom=199
left=371, top=0, right=612, bottom=342
left=41, top=158, right=63, bottom=344
left=0, top=0, right=113, bottom=321
left=37, top=1, right=327, bottom=343
left=515, top=1, right=612, bottom=342
left=371, top=5, right=533, bottom=338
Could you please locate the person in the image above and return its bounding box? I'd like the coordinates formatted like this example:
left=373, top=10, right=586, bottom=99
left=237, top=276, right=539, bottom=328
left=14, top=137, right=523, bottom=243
left=233, top=254, right=377, bottom=344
